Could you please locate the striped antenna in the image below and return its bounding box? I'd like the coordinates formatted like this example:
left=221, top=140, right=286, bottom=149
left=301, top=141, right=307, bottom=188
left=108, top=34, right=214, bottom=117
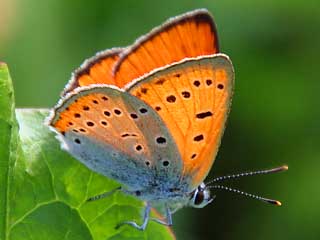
left=206, top=165, right=288, bottom=185
left=206, top=185, right=282, bottom=206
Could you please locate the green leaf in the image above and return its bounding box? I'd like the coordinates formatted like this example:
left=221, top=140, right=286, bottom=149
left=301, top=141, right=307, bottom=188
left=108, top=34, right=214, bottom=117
left=0, top=63, right=175, bottom=240
left=0, top=62, right=20, bottom=240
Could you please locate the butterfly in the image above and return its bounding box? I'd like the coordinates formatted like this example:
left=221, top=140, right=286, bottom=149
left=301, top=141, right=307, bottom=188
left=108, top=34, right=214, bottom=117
left=48, top=9, right=287, bottom=230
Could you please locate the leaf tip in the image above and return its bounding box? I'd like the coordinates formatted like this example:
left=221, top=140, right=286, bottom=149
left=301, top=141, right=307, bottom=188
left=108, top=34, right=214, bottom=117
left=0, top=61, right=8, bottom=67
left=0, top=62, right=9, bottom=72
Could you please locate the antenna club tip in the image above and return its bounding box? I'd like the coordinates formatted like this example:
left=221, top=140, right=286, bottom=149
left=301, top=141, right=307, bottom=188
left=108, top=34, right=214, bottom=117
left=275, top=200, right=282, bottom=206
left=282, top=165, right=289, bottom=171
left=266, top=199, right=282, bottom=206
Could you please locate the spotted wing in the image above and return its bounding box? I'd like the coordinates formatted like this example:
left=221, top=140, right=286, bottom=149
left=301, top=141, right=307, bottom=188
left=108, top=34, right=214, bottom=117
left=48, top=86, right=182, bottom=190
left=62, top=48, right=122, bottom=96
left=126, top=54, right=234, bottom=189
left=113, top=9, right=219, bottom=87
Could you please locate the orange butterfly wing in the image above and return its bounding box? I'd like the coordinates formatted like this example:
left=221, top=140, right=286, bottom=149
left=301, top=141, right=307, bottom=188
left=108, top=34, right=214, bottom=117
left=63, top=9, right=218, bottom=95
left=114, top=9, right=219, bottom=87
left=62, top=48, right=122, bottom=95
left=49, top=86, right=183, bottom=190
left=56, top=9, right=231, bottom=190
left=126, top=54, right=234, bottom=189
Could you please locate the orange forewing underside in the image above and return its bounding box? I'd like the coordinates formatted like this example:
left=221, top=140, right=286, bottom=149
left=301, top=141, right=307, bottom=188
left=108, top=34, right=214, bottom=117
left=127, top=55, right=233, bottom=188
left=63, top=49, right=122, bottom=95
left=114, top=10, right=218, bottom=87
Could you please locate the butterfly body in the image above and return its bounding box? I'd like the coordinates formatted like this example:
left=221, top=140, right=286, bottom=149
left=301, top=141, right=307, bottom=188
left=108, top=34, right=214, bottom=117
left=48, top=9, right=235, bottom=229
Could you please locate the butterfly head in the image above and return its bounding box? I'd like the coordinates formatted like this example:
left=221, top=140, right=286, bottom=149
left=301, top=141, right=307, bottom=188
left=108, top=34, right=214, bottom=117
left=188, top=165, right=288, bottom=208
left=189, top=182, right=214, bottom=208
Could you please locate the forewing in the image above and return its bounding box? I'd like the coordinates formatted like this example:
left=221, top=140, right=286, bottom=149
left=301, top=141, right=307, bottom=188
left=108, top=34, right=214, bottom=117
left=126, top=54, right=234, bottom=189
left=62, top=48, right=122, bottom=95
left=49, top=85, right=182, bottom=190
left=114, top=9, right=219, bottom=87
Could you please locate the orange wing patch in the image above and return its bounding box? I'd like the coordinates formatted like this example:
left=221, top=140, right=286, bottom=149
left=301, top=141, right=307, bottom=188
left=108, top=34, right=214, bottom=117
left=127, top=54, right=234, bottom=189
left=51, top=90, right=156, bottom=159
left=62, top=48, right=122, bottom=95
left=49, top=86, right=185, bottom=189
left=114, top=9, right=219, bottom=87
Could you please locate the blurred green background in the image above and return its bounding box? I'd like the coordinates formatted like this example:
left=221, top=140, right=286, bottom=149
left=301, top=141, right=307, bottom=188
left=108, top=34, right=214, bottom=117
left=1, top=0, right=319, bottom=239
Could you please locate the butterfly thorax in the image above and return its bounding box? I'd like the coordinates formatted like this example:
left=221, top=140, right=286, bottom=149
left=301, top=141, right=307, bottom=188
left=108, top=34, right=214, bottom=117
left=130, top=181, right=213, bottom=211
left=124, top=176, right=191, bottom=203
left=135, top=188, right=191, bottom=212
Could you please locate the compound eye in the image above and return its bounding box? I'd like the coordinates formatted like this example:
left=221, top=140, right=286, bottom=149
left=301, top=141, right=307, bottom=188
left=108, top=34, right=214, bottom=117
left=194, top=190, right=205, bottom=206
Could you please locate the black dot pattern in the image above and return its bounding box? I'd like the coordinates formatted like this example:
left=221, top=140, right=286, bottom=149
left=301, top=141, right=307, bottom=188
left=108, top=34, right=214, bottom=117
left=196, top=111, right=213, bottom=119
left=156, top=137, right=166, bottom=144
left=141, top=88, right=148, bottom=94
left=181, top=91, right=191, bottom=98
left=86, top=121, right=94, bottom=127
left=217, top=84, right=224, bottom=89
left=155, top=78, right=166, bottom=85
left=56, top=67, right=228, bottom=176
left=136, top=145, right=143, bottom=151
left=206, top=79, right=213, bottom=86
left=130, top=113, right=138, bottom=119
left=194, top=134, right=204, bottom=142
left=139, top=108, right=148, bottom=114
left=104, top=111, right=111, bottom=117
left=121, top=133, right=138, bottom=138
left=193, top=80, right=201, bottom=87
left=114, top=109, right=121, bottom=115
left=166, top=95, right=176, bottom=103
left=162, top=160, right=170, bottom=167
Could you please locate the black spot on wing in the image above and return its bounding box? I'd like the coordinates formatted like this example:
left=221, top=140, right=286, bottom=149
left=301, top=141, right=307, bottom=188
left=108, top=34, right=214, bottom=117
left=193, top=134, right=204, bottom=142
left=196, top=111, right=213, bottom=119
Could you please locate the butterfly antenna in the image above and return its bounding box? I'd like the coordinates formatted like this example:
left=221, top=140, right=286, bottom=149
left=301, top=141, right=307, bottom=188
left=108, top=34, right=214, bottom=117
left=206, top=165, right=288, bottom=185
left=87, top=186, right=122, bottom=202
left=206, top=185, right=282, bottom=206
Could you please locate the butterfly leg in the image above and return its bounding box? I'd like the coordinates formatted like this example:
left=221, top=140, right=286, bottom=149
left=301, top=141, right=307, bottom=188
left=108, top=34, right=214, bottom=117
left=86, top=186, right=121, bottom=202
left=116, top=202, right=151, bottom=230
left=150, top=204, right=173, bottom=226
